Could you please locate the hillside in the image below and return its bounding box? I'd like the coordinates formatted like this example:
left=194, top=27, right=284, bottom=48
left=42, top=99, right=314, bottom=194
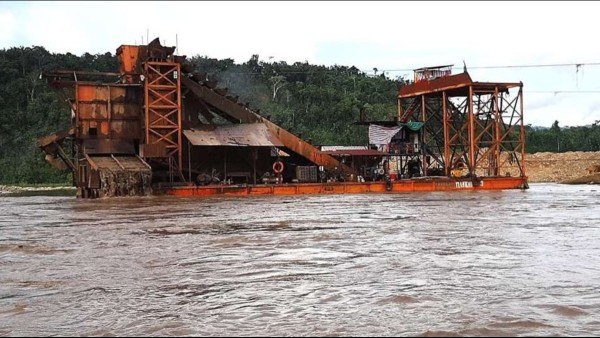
left=0, top=45, right=599, bottom=184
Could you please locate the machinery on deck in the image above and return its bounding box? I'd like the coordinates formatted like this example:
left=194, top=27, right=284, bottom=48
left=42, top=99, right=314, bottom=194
left=39, top=38, right=354, bottom=198
left=38, top=40, right=527, bottom=198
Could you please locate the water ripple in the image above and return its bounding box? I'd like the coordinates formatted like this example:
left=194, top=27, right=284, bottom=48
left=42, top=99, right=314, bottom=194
left=0, top=183, right=599, bottom=336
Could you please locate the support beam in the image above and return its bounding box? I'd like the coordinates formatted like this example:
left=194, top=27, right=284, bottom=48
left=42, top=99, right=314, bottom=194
left=519, top=85, right=526, bottom=177
left=494, top=87, right=500, bottom=176
left=442, top=91, right=449, bottom=176
left=55, top=143, right=75, bottom=173
left=468, top=85, right=475, bottom=173
left=421, top=95, right=427, bottom=176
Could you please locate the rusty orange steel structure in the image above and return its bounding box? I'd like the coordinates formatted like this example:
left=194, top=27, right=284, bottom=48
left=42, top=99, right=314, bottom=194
left=398, top=66, right=526, bottom=180
left=38, top=39, right=528, bottom=198
left=144, top=61, right=182, bottom=175
left=167, top=176, right=525, bottom=196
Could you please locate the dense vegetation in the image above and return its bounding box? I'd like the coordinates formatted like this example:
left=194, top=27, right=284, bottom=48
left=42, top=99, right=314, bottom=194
left=1, top=46, right=599, bottom=184
left=525, top=120, right=600, bottom=153
left=188, top=54, right=403, bottom=145
left=0, top=46, right=117, bottom=184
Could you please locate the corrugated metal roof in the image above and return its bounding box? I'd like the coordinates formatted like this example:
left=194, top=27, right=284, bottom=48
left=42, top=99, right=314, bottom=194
left=399, top=72, right=522, bottom=98
left=399, top=72, right=473, bottom=98
left=88, top=155, right=151, bottom=171
left=184, top=123, right=284, bottom=147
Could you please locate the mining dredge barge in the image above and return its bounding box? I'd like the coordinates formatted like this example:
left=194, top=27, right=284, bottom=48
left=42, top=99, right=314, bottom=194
left=38, top=39, right=528, bottom=198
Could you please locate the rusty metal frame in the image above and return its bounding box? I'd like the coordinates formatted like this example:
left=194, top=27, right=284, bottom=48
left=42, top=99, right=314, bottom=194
left=495, top=86, right=525, bottom=176
left=422, top=97, right=445, bottom=171
left=443, top=97, right=470, bottom=174
left=144, top=61, right=183, bottom=178
left=472, top=91, right=498, bottom=174
left=397, top=73, right=525, bottom=179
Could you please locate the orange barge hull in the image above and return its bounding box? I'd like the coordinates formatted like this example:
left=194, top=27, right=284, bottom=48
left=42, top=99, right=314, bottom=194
left=163, top=177, right=528, bottom=197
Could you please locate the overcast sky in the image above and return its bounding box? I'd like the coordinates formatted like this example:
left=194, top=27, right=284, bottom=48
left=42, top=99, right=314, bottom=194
left=2, top=1, right=599, bottom=127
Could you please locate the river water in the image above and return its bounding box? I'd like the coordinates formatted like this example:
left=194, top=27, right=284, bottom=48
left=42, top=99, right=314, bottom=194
left=1, top=183, right=599, bottom=336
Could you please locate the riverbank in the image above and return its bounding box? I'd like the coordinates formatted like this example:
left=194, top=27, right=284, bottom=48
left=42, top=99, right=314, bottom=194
left=0, top=185, right=76, bottom=196
left=526, top=151, right=600, bottom=183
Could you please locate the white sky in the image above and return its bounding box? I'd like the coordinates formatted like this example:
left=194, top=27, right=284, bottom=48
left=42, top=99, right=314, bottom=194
left=1, top=1, right=599, bottom=127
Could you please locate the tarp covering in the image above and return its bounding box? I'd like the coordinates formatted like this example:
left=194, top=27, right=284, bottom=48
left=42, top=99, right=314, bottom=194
left=184, top=123, right=284, bottom=147
left=402, top=121, right=424, bottom=131
left=368, top=124, right=401, bottom=145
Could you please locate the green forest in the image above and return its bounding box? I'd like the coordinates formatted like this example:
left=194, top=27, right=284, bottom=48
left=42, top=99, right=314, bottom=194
left=1, top=46, right=599, bottom=184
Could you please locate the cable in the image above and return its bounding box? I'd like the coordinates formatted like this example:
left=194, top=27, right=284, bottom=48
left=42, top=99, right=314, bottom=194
left=381, top=62, right=600, bottom=73
left=195, top=60, right=600, bottom=93
left=193, top=61, right=600, bottom=75
left=466, top=62, right=600, bottom=70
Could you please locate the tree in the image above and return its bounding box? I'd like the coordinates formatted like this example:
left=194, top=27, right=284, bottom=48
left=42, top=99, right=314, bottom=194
left=269, top=75, right=287, bottom=101
left=551, top=120, right=561, bottom=152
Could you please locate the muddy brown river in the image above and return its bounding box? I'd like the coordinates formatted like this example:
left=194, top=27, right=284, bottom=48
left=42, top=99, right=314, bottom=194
left=1, top=183, right=599, bottom=336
